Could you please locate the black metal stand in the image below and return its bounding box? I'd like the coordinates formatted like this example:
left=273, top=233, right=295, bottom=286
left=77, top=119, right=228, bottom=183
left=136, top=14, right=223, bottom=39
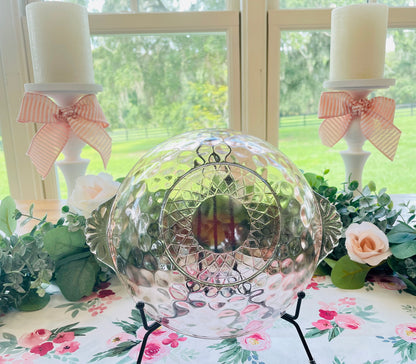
left=282, top=291, right=316, bottom=364
left=136, top=292, right=315, bottom=364
left=136, top=302, right=162, bottom=364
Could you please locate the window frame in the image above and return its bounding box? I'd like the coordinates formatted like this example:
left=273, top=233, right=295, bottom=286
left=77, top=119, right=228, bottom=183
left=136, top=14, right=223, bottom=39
left=1, top=1, right=416, bottom=199
left=0, top=0, right=241, bottom=199
left=267, top=6, right=416, bottom=146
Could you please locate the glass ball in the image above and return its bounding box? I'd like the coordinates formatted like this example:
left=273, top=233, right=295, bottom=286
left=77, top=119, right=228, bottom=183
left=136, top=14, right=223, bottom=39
left=106, top=129, right=338, bottom=339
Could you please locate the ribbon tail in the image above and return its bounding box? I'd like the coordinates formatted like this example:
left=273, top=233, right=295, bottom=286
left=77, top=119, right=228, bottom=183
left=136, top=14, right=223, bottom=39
left=27, top=123, right=69, bottom=178
left=319, top=115, right=352, bottom=147
left=69, top=118, right=112, bottom=168
left=361, top=114, right=401, bottom=161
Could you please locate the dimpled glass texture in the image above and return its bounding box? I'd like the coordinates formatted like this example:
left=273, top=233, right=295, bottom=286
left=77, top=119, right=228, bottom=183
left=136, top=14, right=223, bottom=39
left=108, top=129, right=324, bottom=339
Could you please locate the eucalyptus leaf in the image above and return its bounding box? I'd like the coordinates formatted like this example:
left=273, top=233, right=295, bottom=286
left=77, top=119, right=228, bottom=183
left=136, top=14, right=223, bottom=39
left=0, top=196, right=17, bottom=236
left=314, top=262, right=331, bottom=276
left=55, top=256, right=100, bottom=301
left=43, top=226, right=86, bottom=261
left=324, top=257, right=337, bottom=269
left=348, top=181, right=359, bottom=191
left=303, top=173, right=327, bottom=190
left=377, top=193, right=391, bottom=207
left=387, top=222, right=416, bottom=243
left=397, top=274, right=416, bottom=296
left=331, top=256, right=372, bottom=289
left=390, top=242, right=416, bottom=259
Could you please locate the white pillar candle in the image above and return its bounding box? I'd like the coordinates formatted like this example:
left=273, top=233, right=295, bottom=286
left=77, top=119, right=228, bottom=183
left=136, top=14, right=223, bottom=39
left=329, top=3, right=388, bottom=81
left=26, top=1, right=94, bottom=84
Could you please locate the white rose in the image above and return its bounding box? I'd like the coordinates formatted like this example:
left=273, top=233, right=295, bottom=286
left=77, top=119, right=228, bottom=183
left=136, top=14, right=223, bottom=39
left=345, top=221, right=392, bottom=266
left=68, top=173, right=120, bottom=217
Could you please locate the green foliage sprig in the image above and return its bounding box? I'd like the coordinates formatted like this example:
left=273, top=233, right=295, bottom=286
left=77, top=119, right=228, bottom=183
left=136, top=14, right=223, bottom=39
left=0, top=197, right=54, bottom=314
left=305, top=170, right=416, bottom=295
left=0, top=197, right=111, bottom=315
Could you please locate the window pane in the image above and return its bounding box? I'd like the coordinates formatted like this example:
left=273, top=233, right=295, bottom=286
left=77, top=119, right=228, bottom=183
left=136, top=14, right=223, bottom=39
left=278, top=30, right=415, bottom=194
left=0, top=127, right=10, bottom=200
left=57, top=32, right=229, bottom=198
left=280, top=0, right=414, bottom=9
left=46, top=0, right=227, bottom=12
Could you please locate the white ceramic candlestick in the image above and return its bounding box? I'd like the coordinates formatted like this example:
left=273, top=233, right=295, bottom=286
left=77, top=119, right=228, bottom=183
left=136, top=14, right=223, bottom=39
left=339, top=90, right=372, bottom=187
left=24, top=83, right=103, bottom=197
left=323, top=79, right=395, bottom=189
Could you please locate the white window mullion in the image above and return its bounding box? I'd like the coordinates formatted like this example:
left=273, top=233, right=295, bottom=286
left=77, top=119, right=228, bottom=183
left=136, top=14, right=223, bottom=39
left=240, top=0, right=268, bottom=140
left=227, top=21, right=241, bottom=131
left=266, top=17, right=280, bottom=146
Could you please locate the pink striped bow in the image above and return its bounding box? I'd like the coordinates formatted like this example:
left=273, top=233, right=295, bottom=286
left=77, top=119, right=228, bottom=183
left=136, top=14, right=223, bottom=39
left=318, top=92, right=401, bottom=161
left=17, top=92, right=111, bottom=178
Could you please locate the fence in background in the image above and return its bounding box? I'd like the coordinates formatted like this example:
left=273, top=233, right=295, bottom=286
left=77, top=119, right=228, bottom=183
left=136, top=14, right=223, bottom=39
left=0, top=104, right=415, bottom=149
left=278, top=103, right=416, bottom=128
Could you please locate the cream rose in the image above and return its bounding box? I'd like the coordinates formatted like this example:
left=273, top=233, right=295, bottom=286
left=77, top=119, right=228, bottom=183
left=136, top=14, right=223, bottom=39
left=68, top=173, right=120, bottom=217
left=345, top=221, right=392, bottom=266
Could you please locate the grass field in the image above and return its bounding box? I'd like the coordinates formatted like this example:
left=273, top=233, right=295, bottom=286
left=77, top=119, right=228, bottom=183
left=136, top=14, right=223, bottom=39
left=1, top=111, right=415, bottom=200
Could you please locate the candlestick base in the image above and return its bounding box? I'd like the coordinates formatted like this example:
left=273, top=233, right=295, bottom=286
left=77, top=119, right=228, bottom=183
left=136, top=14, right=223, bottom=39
left=323, top=78, right=395, bottom=91
left=340, top=150, right=371, bottom=186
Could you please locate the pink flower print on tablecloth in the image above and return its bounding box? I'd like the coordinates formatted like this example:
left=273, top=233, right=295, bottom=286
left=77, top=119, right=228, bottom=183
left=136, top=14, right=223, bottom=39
left=52, top=331, right=75, bottom=344
left=377, top=323, right=416, bottom=362
left=97, top=289, right=114, bottom=298
left=307, top=281, right=319, bottom=290
left=72, top=284, right=121, bottom=317
left=334, top=314, right=363, bottom=330
left=130, top=325, right=187, bottom=361
left=107, top=333, right=136, bottom=348
left=319, top=309, right=338, bottom=320
left=0, top=352, right=37, bottom=364
left=238, top=331, right=271, bottom=351
left=338, top=297, right=356, bottom=307
left=99, top=290, right=122, bottom=304
left=318, top=301, right=337, bottom=311
left=396, top=323, right=416, bottom=343
left=17, top=329, right=52, bottom=348
left=306, top=298, right=380, bottom=341
left=29, top=342, right=54, bottom=356
left=4, top=324, right=95, bottom=362
left=79, top=292, right=98, bottom=302
left=162, top=333, right=187, bottom=348
left=55, top=341, right=80, bottom=354
left=312, top=319, right=333, bottom=330
left=128, top=339, right=171, bottom=363
left=135, top=326, right=168, bottom=340
left=88, top=303, right=107, bottom=316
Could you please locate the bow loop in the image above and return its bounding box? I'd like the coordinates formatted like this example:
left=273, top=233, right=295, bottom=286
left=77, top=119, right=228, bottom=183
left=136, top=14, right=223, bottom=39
left=17, top=92, right=111, bottom=178
left=318, top=92, right=400, bottom=161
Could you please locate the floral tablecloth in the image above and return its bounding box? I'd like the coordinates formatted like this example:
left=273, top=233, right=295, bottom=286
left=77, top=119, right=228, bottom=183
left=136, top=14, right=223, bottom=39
left=1, top=275, right=415, bottom=364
